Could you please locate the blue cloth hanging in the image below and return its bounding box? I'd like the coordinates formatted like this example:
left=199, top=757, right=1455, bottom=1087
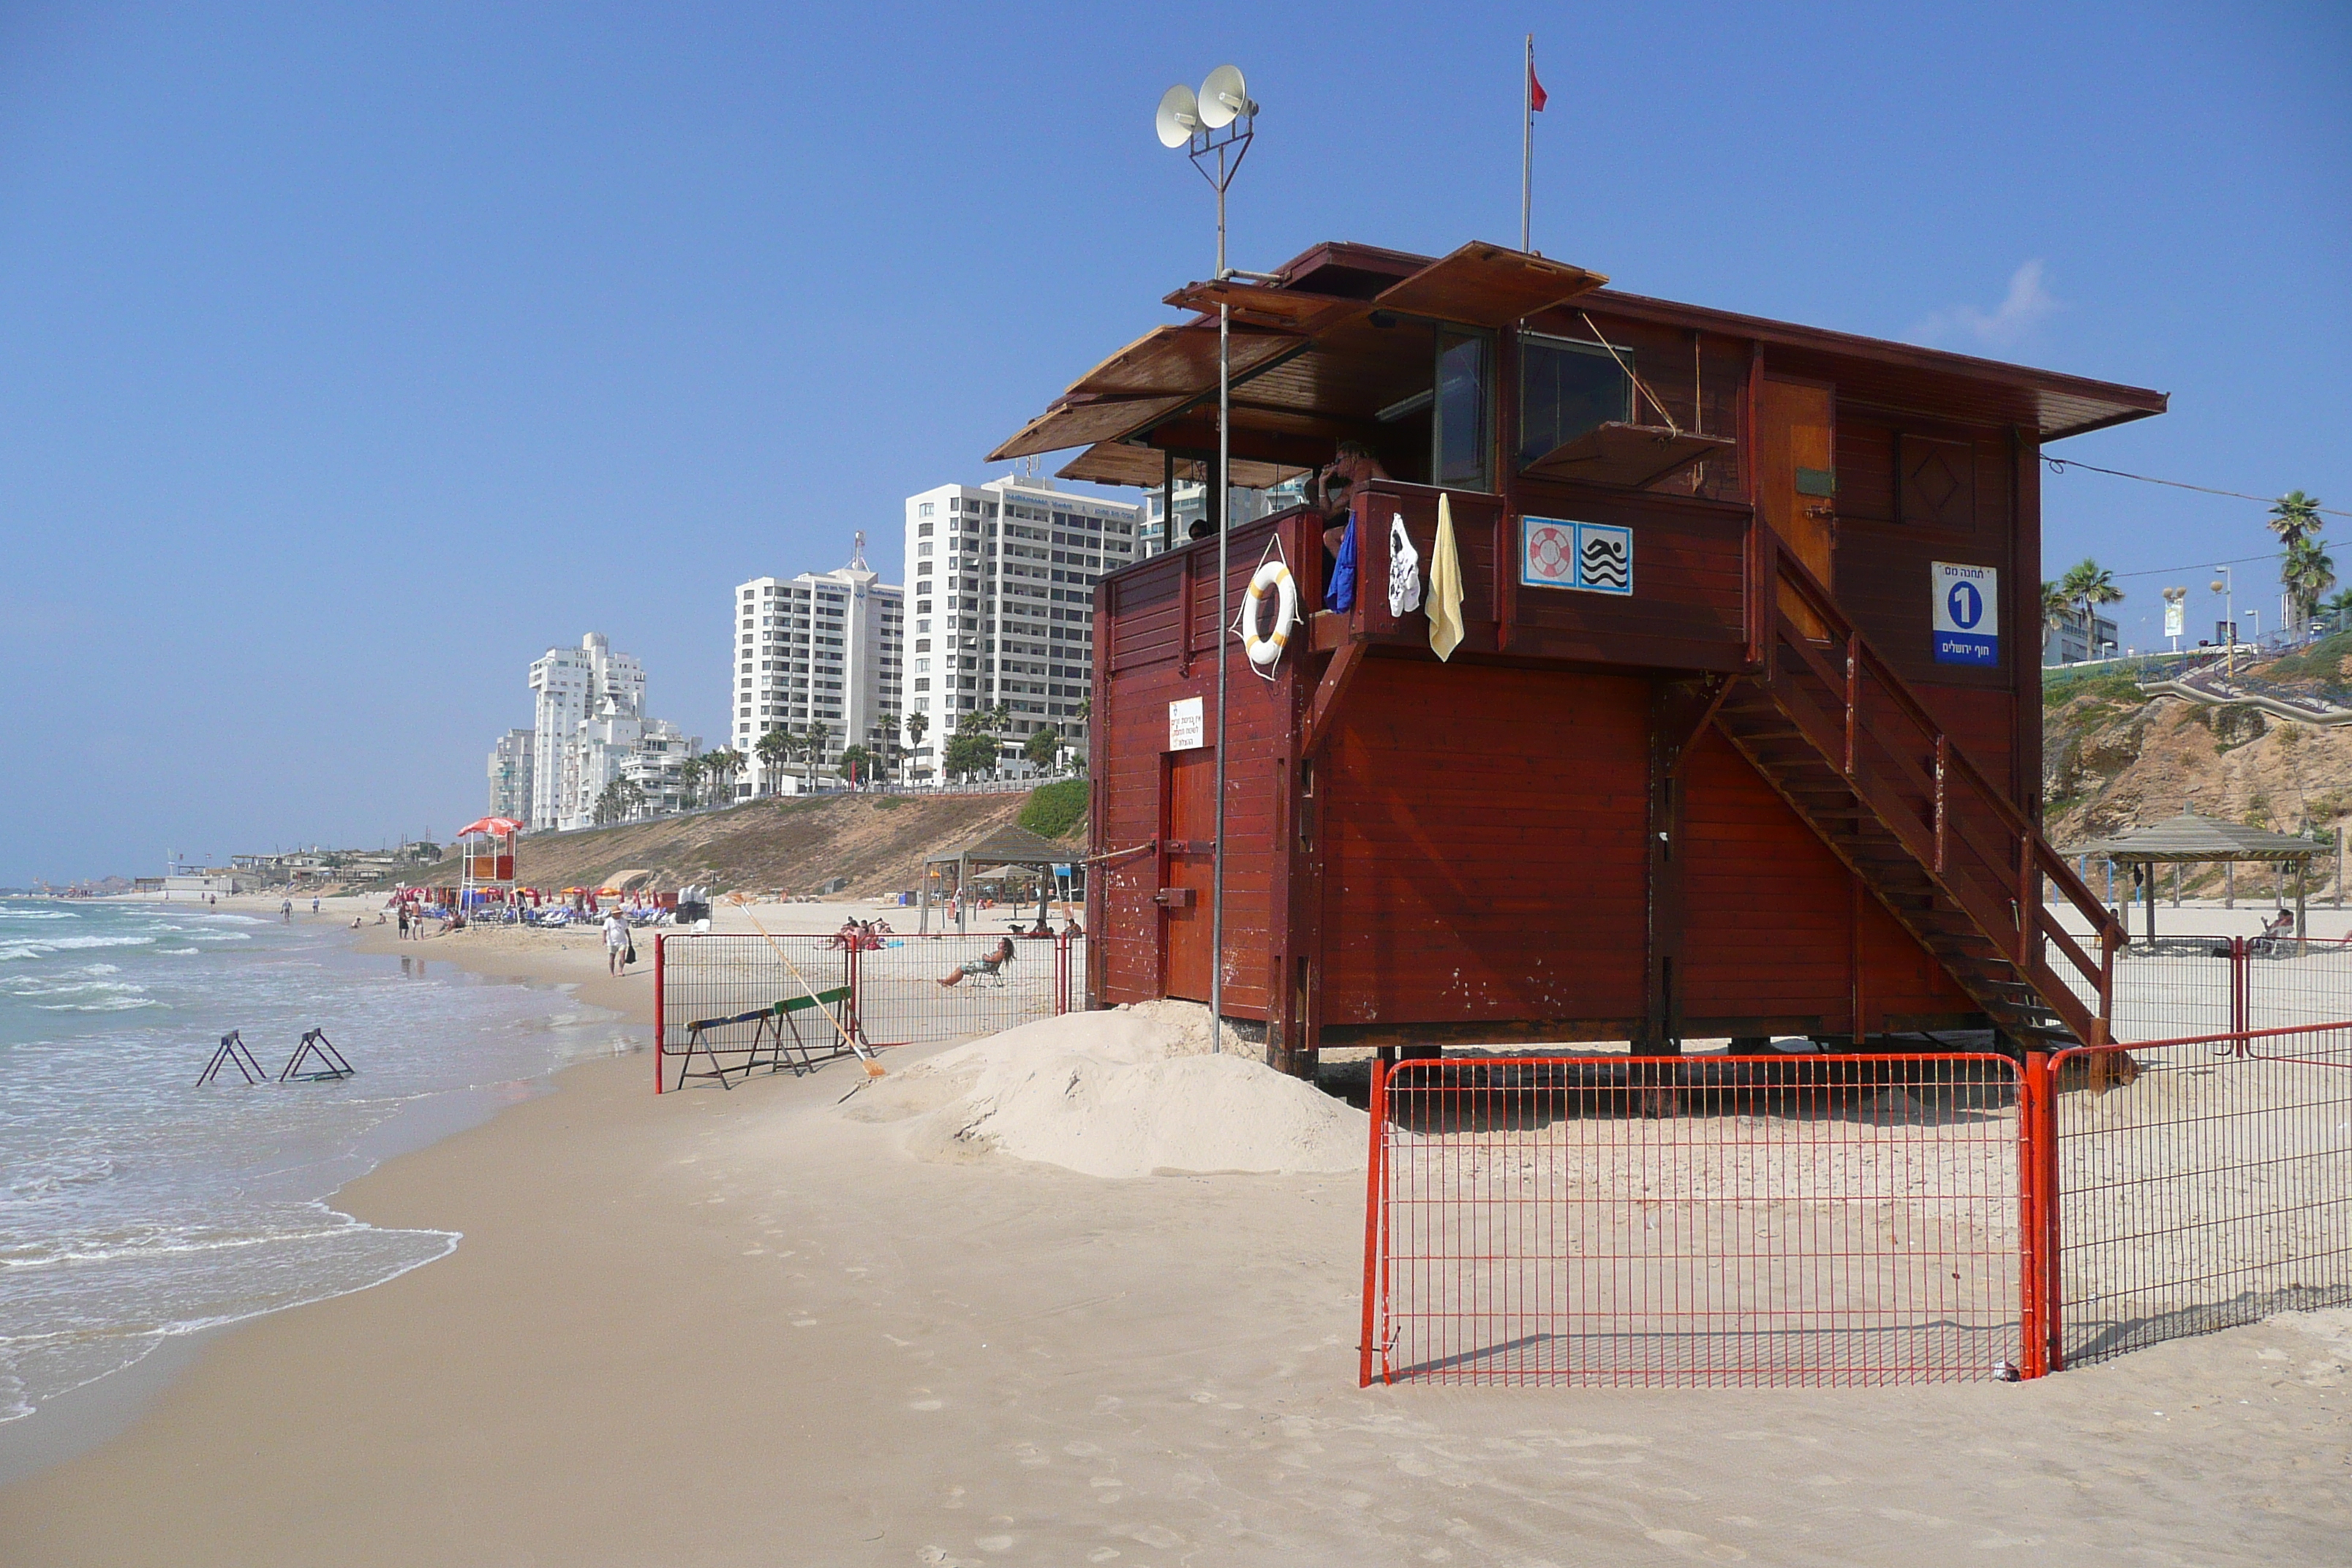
left=1325, top=519, right=1357, bottom=612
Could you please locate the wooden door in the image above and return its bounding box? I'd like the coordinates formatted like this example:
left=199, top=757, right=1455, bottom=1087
left=1163, top=750, right=1216, bottom=1000
left=1759, top=377, right=1837, bottom=637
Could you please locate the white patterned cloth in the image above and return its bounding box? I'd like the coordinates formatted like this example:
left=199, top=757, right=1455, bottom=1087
left=1387, top=511, right=1422, bottom=617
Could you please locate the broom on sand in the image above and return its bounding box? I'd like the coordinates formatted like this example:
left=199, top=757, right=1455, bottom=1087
left=735, top=902, right=886, bottom=1094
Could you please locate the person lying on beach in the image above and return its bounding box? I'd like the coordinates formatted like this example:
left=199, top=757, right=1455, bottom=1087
left=937, top=938, right=1016, bottom=987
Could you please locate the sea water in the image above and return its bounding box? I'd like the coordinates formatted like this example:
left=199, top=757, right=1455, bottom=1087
left=0, top=898, right=636, bottom=1427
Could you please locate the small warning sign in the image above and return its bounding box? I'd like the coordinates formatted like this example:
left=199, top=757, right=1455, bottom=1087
left=1932, top=562, right=1999, bottom=666
left=1168, top=696, right=1205, bottom=751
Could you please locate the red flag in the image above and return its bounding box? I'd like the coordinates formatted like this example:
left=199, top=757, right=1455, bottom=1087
left=1529, top=59, right=1548, bottom=113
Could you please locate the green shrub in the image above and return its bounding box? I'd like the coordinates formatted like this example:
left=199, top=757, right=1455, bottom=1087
left=1020, top=778, right=1090, bottom=840
left=872, top=795, right=902, bottom=811
left=2043, top=669, right=2144, bottom=709
left=2262, top=630, right=2352, bottom=685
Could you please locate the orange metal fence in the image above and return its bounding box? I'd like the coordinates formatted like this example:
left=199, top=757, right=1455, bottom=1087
left=2046, top=1024, right=2352, bottom=1369
left=1360, top=1053, right=2029, bottom=1387
left=1362, top=1029, right=2352, bottom=1388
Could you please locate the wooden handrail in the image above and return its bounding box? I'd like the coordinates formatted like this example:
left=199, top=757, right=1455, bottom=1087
left=1759, top=538, right=2124, bottom=1008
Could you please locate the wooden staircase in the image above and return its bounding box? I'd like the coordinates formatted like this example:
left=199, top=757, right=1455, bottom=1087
left=1708, top=540, right=2122, bottom=1049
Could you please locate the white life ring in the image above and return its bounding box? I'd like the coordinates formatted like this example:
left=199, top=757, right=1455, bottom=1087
left=1241, top=560, right=1297, bottom=668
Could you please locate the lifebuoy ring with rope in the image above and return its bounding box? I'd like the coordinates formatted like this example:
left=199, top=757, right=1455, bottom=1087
left=1241, top=560, right=1297, bottom=668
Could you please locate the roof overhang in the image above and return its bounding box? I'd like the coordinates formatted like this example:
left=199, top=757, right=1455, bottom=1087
left=987, top=240, right=2166, bottom=477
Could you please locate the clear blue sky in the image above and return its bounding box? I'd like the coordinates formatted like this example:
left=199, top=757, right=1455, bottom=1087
left=2, top=1, right=2345, bottom=884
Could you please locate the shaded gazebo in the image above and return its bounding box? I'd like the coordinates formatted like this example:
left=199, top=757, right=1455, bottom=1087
left=2073, top=809, right=2321, bottom=943
left=920, top=822, right=1077, bottom=935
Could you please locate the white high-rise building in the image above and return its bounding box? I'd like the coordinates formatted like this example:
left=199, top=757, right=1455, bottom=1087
left=487, top=728, right=533, bottom=820
left=529, top=634, right=642, bottom=829
left=521, top=633, right=697, bottom=830
left=1139, top=474, right=1309, bottom=557
left=901, top=477, right=1141, bottom=778
left=729, top=536, right=905, bottom=796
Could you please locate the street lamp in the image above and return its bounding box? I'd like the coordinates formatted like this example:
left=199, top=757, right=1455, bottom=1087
left=2211, top=566, right=2235, bottom=675
left=1156, top=64, right=1262, bottom=1056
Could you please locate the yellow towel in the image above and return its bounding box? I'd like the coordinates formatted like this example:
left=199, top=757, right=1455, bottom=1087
left=1427, top=493, right=1465, bottom=661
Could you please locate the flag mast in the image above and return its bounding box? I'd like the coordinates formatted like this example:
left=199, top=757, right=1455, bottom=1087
left=1520, top=32, right=1533, bottom=252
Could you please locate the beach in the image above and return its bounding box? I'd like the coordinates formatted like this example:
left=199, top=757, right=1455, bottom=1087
left=3, top=901, right=2351, bottom=1564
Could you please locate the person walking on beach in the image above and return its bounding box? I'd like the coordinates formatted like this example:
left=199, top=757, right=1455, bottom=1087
left=281, top=898, right=292, bottom=923
left=396, top=903, right=410, bottom=941
left=604, top=910, right=630, bottom=976
left=311, top=897, right=320, bottom=916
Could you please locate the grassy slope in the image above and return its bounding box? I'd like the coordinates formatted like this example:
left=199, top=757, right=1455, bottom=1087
left=404, top=791, right=1036, bottom=898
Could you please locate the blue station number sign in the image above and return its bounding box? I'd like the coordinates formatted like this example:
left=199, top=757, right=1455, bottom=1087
left=1931, top=562, right=1999, bottom=666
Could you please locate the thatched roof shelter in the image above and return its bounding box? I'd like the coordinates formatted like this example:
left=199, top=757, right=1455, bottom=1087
left=920, top=823, right=1077, bottom=932
left=2073, top=809, right=2319, bottom=941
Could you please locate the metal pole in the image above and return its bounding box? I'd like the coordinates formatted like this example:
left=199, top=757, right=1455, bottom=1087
left=1210, top=159, right=1230, bottom=1057
left=1520, top=34, right=1532, bottom=252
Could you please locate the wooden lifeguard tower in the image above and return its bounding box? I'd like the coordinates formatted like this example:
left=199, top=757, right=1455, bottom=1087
left=990, top=241, right=2160, bottom=1077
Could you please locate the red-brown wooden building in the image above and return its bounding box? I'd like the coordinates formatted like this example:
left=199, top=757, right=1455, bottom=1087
left=988, top=241, right=2161, bottom=1077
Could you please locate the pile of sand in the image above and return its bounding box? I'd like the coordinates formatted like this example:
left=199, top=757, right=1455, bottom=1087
left=840, top=1000, right=1368, bottom=1178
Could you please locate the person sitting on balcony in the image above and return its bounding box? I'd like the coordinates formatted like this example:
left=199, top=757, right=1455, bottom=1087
left=1316, top=440, right=1387, bottom=611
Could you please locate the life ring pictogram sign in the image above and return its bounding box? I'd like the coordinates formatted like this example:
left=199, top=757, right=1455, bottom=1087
left=1241, top=559, right=1297, bottom=669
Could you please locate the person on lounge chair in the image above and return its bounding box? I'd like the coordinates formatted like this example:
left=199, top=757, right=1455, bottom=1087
left=2253, top=907, right=2297, bottom=955
left=938, top=937, right=1016, bottom=987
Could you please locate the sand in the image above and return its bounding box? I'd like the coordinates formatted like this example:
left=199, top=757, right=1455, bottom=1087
left=844, top=1000, right=1367, bottom=1178
left=2, top=904, right=2350, bottom=1562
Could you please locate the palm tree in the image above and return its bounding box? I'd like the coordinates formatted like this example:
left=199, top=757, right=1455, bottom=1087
left=754, top=728, right=792, bottom=797
left=2285, top=538, right=2337, bottom=630
left=677, top=754, right=705, bottom=809
left=2041, top=579, right=2072, bottom=636
left=802, top=720, right=829, bottom=795
left=875, top=712, right=899, bottom=784
left=904, top=710, right=929, bottom=784
left=2323, top=587, right=2352, bottom=632
left=703, top=747, right=743, bottom=804
left=2269, top=490, right=2323, bottom=549
left=592, top=777, right=644, bottom=826
left=2059, top=558, right=2123, bottom=652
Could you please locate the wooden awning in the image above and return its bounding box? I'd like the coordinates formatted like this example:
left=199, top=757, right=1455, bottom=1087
left=1371, top=241, right=1607, bottom=328
left=1055, top=442, right=1309, bottom=491
left=2073, top=810, right=2320, bottom=864
left=988, top=395, right=1189, bottom=463
left=1523, top=423, right=1738, bottom=489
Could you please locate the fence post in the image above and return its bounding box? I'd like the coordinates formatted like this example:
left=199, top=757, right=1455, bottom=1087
left=1358, top=1055, right=1388, bottom=1388
left=2233, top=936, right=2249, bottom=1036
left=652, top=933, right=666, bottom=1095
left=2019, top=1049, right=2051, bottom=1376
left=845, top=939, right=861, bottom=1044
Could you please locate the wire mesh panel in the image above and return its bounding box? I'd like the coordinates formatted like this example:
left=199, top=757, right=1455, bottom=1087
left=655, top=932, right=1081, bottom=1090
left=1365, top=1054, right=2024, bottom=1388
left=2049, top=934, right=2239, bottom=1043
left=851, top=931, right=1070, bottom=1047
left=655, top=934, right=857, bottom=1091
left=2245, top=938, right=2352, bottom=1032
left=2051, top=1025, right=2352, bottom=1369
